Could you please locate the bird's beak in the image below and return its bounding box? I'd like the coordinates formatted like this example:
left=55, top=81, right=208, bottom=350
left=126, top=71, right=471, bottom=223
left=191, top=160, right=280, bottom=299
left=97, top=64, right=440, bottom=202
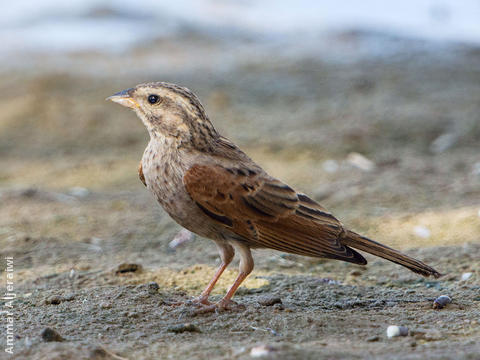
left=106, top=88, right=139, bottom=109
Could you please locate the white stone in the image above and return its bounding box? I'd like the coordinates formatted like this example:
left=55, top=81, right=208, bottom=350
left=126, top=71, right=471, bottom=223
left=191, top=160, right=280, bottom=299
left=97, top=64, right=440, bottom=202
left=322, top=159, right=339, bottom=173
left=346, top=152, right=376, bottom=172
left=68, top=187, right=90, bottom=198
left=169, top=229, right=194, bottom=249
left=430, top=133, right=457, bottom=154
left=472, top=162, right=480, bottom=176
left=387, top=325, right=408, bottom=338
left=250, top=345, right=276, bottom=357
left=461, top=272, right=473, bottom=281
left=69, top=269, right=76, bottom=279
left=413, top=225, right=431, bottom=238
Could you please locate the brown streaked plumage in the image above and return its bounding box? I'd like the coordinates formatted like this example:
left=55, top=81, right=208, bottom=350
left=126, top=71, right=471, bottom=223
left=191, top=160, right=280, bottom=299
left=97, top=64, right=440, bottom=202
left=138, top=161, right=146, bottom=187
left=108, top=82, right=441, bottom=311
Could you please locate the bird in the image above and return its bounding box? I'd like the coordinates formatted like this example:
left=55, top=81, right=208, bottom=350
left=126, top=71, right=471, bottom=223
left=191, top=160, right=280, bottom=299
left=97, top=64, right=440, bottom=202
left=107, top=82, right=441, bottom=312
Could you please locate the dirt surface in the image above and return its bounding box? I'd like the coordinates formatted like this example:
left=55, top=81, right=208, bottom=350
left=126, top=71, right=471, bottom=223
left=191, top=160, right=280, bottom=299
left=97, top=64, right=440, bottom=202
left=1, top=31, right=480, bottom=359
left=2, top=241, right=480, bottom=360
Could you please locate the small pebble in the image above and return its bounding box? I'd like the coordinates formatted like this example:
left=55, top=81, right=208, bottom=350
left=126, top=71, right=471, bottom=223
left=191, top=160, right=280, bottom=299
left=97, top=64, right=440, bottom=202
left=257, top=296, right=282, bottom=306
left=346, top=152, right=376, bottom=172
left=41, top=327, right=64, bottom=342
left=433, top=295, right=452, bottom=309
left=44, top=293, right=75, bottom=305
left=413, top=225, right=431, bottom=238
left=147, top=282, right=160, bottom=294
left=100, top=301, right=112, bottom=309
left=232, top=346, right=248, bottom=357
left=63, top=293, right=75, bottom=301
left=322, top=159, right=339, bottom=173
left=89, top=237, right=103, bottom=246
left=272, top=303, right=285, bottom=311
left=366, top=335, right=380, bottom=342
left=386, top=325, right=408, bottom=338
left=472, top=162, right=480, bottom=176
left=44, top=295, right=62, bottom=305
left=167, top=323, right=201, bottom=333
left=115, top=263, right=143, bottom=274
left=168, top=229, right=195, bottom=249
left=25, top=336, right=32, bottom=348
left=250, top=344, right=277, bottom=357
left=323, top=278, right=342, bottom=285
left=430, top=133, right=457, bottom=154
left=461, top=272, right=473, bottom=281
left=67, top=187, right=90, bottom=198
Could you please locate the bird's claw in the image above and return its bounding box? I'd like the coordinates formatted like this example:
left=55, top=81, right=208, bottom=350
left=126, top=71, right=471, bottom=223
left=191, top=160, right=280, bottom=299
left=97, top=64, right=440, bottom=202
left=192, top=299, right=245, bottom=315
left=187, top=295, right=212, bottom=306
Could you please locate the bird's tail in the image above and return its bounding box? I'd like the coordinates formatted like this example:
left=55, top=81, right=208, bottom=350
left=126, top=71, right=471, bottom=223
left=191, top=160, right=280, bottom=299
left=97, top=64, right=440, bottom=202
left=341, top=230, right=441, bottom=278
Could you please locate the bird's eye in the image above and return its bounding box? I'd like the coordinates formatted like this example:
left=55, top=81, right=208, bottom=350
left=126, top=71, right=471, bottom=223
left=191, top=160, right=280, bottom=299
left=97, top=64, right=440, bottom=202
left=147, top=94, right=160, bottom=104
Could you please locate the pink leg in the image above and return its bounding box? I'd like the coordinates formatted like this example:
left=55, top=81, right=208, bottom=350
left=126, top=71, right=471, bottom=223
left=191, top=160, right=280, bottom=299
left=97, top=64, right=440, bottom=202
left=196, top=242, right=253, bottom=313
left=194, top=263, right=229, bottom=305
left=216, top=271, right=249, bottom=308
left=193, top=241, right=234, bottom=305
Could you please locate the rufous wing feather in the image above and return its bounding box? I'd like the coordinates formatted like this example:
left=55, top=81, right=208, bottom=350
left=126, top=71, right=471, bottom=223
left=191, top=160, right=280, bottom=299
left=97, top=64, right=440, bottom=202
left=183, top=164, right=366, bottom=264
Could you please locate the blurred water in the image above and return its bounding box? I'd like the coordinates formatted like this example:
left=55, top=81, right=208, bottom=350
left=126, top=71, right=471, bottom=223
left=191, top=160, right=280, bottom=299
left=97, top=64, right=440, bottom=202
left=2, top=0, right=480, bottom=54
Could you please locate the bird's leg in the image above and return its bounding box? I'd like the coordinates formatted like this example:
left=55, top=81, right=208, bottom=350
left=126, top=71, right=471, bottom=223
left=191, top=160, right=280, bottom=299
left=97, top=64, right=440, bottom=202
left=191, top=241, right=234, bottom=305
left=196, top=242, right=253, bottom=313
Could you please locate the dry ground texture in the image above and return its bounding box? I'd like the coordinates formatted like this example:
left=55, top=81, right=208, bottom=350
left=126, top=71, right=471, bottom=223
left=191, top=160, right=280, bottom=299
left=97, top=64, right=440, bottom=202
left=1, top=33, right=480, bottom=359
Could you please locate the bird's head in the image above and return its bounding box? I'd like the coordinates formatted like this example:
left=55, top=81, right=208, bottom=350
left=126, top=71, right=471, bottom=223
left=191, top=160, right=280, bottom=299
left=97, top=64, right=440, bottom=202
left=107, top=82, right=218, bottom=147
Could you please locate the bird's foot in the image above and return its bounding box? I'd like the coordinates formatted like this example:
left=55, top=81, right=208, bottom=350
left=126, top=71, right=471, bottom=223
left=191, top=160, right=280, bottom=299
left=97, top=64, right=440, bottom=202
left=187, top=295, right=212, bottom=306
left=193, top=299, right=245, bottom=315
left=168, top=295, right=213, bottom=310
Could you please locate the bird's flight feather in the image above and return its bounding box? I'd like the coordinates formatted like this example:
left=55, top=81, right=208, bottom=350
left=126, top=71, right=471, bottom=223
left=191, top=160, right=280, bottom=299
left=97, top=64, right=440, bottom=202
left=183, top=162, right=367, bottom=265
left=184, top=137, right=440, bottom=277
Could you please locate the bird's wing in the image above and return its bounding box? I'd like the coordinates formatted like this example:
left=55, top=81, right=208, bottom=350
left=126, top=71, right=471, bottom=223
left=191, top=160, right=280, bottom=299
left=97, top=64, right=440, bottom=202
left=183, top=163, right=366, bottom=264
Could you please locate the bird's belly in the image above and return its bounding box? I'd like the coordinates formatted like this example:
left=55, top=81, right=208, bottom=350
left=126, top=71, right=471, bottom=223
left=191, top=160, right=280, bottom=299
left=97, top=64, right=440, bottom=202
left=143, top=164, right=223, bottom=240
left=156, top=189, right=222, bottom=239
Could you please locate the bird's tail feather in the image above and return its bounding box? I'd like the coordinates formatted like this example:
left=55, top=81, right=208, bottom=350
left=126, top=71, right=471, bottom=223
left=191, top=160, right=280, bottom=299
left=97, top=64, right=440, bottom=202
left=341, top=230, right=441, bottom=278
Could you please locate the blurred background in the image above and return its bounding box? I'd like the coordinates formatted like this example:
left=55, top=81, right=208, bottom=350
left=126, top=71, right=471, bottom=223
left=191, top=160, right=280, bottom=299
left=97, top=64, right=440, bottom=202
left=1, top=1, right=479, bottom=358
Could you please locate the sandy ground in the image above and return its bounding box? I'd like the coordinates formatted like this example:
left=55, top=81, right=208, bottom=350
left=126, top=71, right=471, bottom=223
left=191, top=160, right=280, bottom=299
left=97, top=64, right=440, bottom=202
left=1, top=32, right=480, bottom=359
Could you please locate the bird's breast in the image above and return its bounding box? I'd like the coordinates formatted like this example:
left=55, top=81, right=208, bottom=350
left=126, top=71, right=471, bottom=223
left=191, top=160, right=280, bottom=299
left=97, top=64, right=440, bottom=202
left=141, top=140, right=185, bottom=209
left=140, top=139, right=223, bottom=239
